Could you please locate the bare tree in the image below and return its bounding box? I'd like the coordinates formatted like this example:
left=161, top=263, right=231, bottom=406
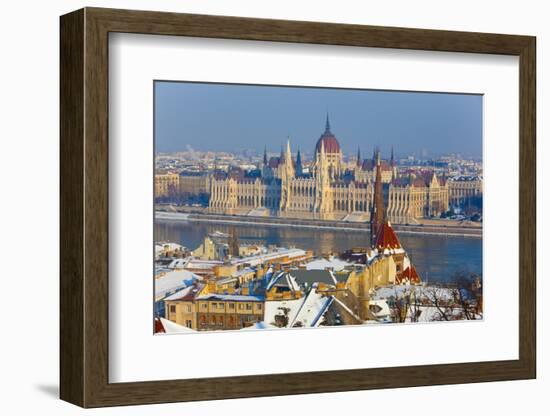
left=422, top=286, right=453, bottom=321
left=450, top=270, right=483, bottom=320
left=408, top=289, right=422, bottom=323
left=391, top=289, right=411, bottom=323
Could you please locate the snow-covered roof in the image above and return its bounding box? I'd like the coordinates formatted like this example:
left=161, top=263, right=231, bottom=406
left=266, top=271, right=301, bottom=293
left=264, top=297, right=304, bottom=327
left=164, top=283, right=204, bottom=301
left=155, top=269, right=201, bottom=300
left=197, top=293, right=264, bottom=302
left=230, top=247, right=307, bottom=267
left=305, top=257, right=351, bottom=272
left=158, top=318, right=195, bottom=333
left=264, top=289, right=333, bottom=328
left=291, top=289, right=333, bottom=327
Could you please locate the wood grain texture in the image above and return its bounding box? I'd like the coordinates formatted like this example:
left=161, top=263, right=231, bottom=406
left=59, top=7, right=537, bottom=408
left=59, top=8, right=84, bottom=407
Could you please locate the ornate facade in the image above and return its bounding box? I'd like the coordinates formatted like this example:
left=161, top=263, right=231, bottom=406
left=209, top=116, right=449, bottom=223
left=448, top=175, right=483, bottom=207
left=154, top=172, right=180, bottom=198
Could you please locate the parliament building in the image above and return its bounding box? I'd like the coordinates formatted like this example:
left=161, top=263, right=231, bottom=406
left=208, top=116, right=449, bottom=223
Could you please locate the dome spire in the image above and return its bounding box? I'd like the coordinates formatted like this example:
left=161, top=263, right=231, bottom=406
left=325, top=112, right=331, bottom=133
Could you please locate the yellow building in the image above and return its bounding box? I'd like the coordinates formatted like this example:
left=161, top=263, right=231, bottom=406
left=164, top=280, right=265, bottom=331
left=196, top=294, right=264, bottom=330
left=155, top=172, right=180, bottom=198
left=192, top=236, right=220, bottom=260
left=179, top=172, right=210, bottom=196
left=164, top=283, right=204, bottom=329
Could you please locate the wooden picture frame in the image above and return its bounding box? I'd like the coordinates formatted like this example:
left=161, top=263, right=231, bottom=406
left=60, top=7, right=536, bottom=408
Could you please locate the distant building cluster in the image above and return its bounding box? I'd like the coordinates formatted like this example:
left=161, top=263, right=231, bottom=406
left=158, top=116, right=486, bottom=224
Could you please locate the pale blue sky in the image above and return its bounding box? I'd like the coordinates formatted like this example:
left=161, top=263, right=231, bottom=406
left=155, top=81, right=482, bottom=159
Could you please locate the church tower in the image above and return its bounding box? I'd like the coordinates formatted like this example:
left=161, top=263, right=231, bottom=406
left=370, top=150, right=385, bottom=247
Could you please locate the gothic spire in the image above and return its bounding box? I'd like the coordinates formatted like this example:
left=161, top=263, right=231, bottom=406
left=391, top=146, right=396, bottom=166
left=325, top=112, right=331, bottom=134
left=356, top=146, right=361, bottom=167
left=263, top=146, right=268, bottom=165
left=371, top=148, right=385, bottom=247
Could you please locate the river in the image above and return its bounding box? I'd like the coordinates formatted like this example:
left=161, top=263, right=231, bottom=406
left=155, top=220, right=482, bottom=284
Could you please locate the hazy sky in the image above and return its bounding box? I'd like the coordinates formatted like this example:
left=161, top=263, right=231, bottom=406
left=155, top=81, right=482, bottom=159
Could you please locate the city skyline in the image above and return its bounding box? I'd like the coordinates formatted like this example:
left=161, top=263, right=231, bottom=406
left=155, top=81, right=483, bottom=158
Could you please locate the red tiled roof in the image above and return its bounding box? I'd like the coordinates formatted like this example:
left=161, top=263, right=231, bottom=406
left=375, top=222, right=402, bottom=250
left=396, top=265, right=421, bottom=284
left=154, top=317, right=166, bottom=334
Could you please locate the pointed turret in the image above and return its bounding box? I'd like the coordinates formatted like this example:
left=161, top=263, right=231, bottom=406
left=325, top=112, right=331, bottom=134
left=279, top=139, right=295, bottom=211
left=316, top=140, right=329, bottom=183
left=263, top=146, right=268, bottom=166
left=356, top=146, right=362, bottom=167
left=314, top=140, right=330, bottom=216
left=390, top=146, right=396, bottom=167
left=370, top=149, right=385, bottom=247
left=285, top=139, right=292, bottom=164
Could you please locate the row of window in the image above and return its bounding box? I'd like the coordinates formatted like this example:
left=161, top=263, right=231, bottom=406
left=168, top=302, right=263, bottom=315
left=200, top=302, right=261, bottom=311
left=198, top=314, right=260, bottom=327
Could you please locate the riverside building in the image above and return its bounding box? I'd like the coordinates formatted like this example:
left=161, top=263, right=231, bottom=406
left=208, top=116, right=449, bottom=223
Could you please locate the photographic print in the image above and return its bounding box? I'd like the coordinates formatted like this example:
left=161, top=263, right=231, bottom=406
left=153, top=82, right=483, bottom=334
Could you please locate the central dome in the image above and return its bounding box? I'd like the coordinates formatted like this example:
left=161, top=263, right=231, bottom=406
left=315, top=115, right=341, bottom=154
